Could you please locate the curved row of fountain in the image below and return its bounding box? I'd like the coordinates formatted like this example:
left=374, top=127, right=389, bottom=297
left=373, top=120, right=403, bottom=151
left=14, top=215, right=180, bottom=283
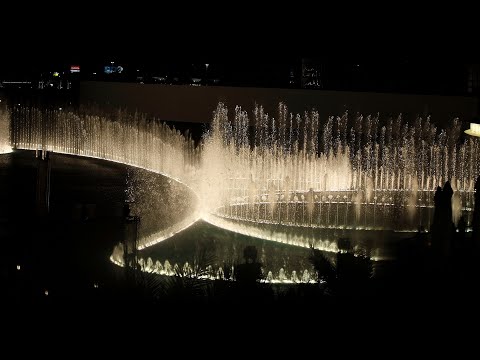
left=110, top=244, right=317, bottom=284
left=201, top=104, right=478, bottom=232
left=0, top=106, right=12, bottom=154
left=1, top=102, right=479, bottom=256
left=1, top=104, right=202, bottom=249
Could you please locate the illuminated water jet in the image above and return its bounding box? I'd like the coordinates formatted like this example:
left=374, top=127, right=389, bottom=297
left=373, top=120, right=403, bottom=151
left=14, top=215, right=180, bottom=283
left=201, top=103, right=479, bottom=245
left=6, top=105, right=202, bottom=249
left=0, top=106, right=12, bottom=153
left=3, top=102, right=479, bottom=264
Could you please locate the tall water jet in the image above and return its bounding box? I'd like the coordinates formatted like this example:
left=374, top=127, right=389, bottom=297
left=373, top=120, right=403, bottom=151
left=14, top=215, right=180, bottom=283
left=305, top=188, right=315, bottom=224
left=8, top=105, right=203, bottom=251
left=10, top=105, right=200, bottom=186
left=203, top=103, right=480, bottom=246
left=0, top=106, right=11, bottom=153
left=406, top=175, right=418, bottom=224
left=6, top=102, right=480, bottom=260
left=268, top=181, right=277, bottom=220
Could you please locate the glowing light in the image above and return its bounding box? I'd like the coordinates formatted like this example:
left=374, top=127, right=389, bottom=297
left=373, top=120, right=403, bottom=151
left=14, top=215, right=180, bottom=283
left=110, top=253, right=319, bottom=284
left=53, top=72, right=59, bottom=77
left=16, top=265, right=21, bottom=270
left=465, top=123, right=480, bottom=137
left=44, top=290, right=49, bottom=296
left=136, top=213, right=201, bottom=250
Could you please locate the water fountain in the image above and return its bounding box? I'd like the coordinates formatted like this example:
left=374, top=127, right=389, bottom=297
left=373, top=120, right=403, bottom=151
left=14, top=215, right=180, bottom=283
left=9, top=105, right=200, bottom=185
left=0, top=106, right=12, bottom=153
left=4, top=101, right=480, bottom=269
left=200, top=103, right=480, bottom=258
left=8, top=105, right=202, bottom=249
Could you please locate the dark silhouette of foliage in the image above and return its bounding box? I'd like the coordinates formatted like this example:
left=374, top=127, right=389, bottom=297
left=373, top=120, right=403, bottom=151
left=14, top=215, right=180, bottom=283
left=309, top=241, right=373, bottom=296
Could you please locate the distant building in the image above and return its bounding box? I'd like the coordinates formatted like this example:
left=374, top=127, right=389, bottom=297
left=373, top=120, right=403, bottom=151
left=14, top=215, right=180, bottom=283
left=467, top=64, right=480, bottom=95
left=302, top=58, right=323, bottom=89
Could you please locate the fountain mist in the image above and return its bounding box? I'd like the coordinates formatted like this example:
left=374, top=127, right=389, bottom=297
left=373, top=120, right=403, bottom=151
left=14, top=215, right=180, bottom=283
left=202, top=103, right=479, bottom=240
left=4, top=102, right=479, bottom=256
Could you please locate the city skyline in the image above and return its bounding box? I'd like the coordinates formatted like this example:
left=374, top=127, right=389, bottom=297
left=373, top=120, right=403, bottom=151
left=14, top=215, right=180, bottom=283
left=1, top=56, right=479, bottom=95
